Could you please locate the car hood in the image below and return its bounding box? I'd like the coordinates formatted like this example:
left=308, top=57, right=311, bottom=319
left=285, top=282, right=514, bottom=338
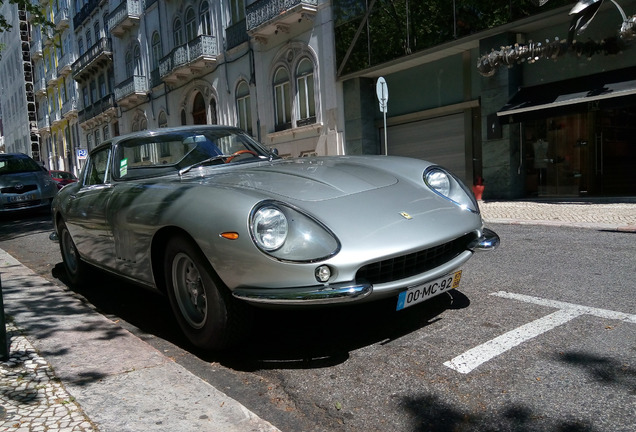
left=202, top=158, right=399, bottom=201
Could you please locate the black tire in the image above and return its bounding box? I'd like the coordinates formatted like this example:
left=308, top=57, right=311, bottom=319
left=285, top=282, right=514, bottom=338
left=164, top=235, right=247, bottom=351
left=57, top=219, right=89, bottom=287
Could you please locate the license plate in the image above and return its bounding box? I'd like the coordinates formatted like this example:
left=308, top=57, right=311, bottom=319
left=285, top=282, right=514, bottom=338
left=8, top=194, right=34, bottom=203
left=396, top=270, right=462, bottom=311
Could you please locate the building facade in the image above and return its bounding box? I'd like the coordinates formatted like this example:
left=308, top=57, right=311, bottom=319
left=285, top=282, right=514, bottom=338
left=0, top=1, right=39, bottom=159
left=107, top=0, right=342, bottom=158
left=335, top=0, right=636, bottom=198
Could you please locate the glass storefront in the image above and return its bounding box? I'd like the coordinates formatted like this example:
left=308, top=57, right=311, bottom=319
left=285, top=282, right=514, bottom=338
left=522, top=106, right=636, bottom=197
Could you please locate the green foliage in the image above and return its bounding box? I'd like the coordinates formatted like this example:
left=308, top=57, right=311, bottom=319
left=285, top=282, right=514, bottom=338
left=334, top=0, right=573, bottom=76
left=0, top=0, right=51, bottom=33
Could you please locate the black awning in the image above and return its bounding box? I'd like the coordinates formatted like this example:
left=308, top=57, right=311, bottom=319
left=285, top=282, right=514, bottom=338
left=497, top=66, right=636, bottom=123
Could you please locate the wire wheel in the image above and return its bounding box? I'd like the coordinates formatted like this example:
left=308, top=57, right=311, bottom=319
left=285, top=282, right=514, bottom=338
left=171, top=252, right=208, bottom=329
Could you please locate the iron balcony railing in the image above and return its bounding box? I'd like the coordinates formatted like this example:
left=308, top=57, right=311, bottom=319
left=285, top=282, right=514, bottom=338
left=226, top=19, right=248, bottom=50
left=114, top=75, right=148, bottom=101
left=109, top=0, right=141, bottom=36
left=62, top=98, right=78, bottom=117
left=73, top=0, right=100, bottom=29
left=246, top=0, right=317, bottom=31
left=57, top=51, right=77, bottom=76
left=54, top=7, right=70, bottom=30
left=78, top=94, right=116, bottom=124
left=159, top=35, right=218, bottom=79
left=72, top=38, right=112, bottom=79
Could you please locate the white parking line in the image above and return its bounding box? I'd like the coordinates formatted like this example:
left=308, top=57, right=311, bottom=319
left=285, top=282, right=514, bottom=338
left=444, top=291, right=636, bottom=374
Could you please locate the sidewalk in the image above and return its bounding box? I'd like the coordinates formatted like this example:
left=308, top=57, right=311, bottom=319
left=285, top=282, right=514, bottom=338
left=1, top=200, right=635, bottom=431
left=480, top=200, right=636, bottom=231
left=0, top=249, right=280, bottom=432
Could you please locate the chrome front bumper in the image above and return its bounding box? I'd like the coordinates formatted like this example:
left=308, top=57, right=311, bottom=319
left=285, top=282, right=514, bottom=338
left=469, top=228, right=500, bottom=251
left=234, top=227, right=499, bottom=305
left=232, top=281, right=373, bottom=305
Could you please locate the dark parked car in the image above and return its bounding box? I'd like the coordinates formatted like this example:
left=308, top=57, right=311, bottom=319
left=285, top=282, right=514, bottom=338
left=0, top=153, right=58, bottom=214
left=52, top=126, right=499, bottom=351
left=50, top=170, right=78, bottom=189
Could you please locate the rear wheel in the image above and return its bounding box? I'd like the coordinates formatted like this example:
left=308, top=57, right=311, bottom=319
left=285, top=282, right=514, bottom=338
left=57, top=219, right=89, bottom=287
left=164, top=235, right=246, bottom=351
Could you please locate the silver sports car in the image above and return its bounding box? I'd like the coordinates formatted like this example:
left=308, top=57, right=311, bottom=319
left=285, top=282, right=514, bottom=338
left=52, top=125, right=499, bottom=350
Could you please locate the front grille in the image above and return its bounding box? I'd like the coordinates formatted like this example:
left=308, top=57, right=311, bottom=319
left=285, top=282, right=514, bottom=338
left=4, top=200, right=42, bottom=210
left=1, top=184, right=37, bottom=194
left=356, top=232, right=477, bottom=285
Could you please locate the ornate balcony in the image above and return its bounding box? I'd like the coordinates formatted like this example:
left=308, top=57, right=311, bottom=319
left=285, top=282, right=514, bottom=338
left=114, top=75, right=148, bottom=108
left=78, top=94, right=117, bottom=128
left=57, top=51, right=76, bottom=77
left=159, top=35, right=218, bottom=84
left=73, top=0, right=99, bottom=29
left=35, top=77, right=47, bottom=96
left=226, top=19, right=248, bottom=50
left=72, top=38, right=113, bottom=82
left=246, top=0, right=317, bottom=42
left=50, top=110, right=63, bottom=127
left=54, top=7, right=70, bottom=30
left=62, top=97, right=79, bottom=119
left=109, top=0, right=141, bottom=38
left=45, top=67, right=60, bottom=87
left=30, top=38, right=43, bottom=59
left=37, top=114, right=50, bottom=133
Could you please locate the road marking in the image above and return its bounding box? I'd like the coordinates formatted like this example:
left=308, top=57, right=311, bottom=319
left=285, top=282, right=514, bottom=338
left=444, top=291, right=636, bottom=374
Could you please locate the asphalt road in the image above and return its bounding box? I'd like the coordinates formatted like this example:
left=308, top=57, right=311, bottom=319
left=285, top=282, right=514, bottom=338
left=1, top=211, right=635, bottom=432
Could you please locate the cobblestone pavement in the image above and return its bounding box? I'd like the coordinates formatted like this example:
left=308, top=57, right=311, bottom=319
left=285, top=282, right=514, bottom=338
left=480, top=200, right=636, bottom=230
left=0, top=322, right=97, bottom=432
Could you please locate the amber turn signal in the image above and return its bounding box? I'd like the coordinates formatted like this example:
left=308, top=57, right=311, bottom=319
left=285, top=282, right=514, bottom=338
left=220, top=232, right=239, bottom=240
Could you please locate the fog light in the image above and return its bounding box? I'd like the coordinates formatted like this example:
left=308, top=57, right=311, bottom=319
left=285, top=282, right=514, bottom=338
left=315, top=265, right=331, bottom=283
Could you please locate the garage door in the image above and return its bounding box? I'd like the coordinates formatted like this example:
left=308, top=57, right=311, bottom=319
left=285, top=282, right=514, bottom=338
left=383, top=113, right=466, bottom=180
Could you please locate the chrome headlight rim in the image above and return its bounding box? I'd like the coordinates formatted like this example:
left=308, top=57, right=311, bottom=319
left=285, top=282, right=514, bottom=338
left=249, top=200, right=341, bottom=263
left=250, top=205, right=288, bottom=252
left=424, top=166, right=479, bottom=214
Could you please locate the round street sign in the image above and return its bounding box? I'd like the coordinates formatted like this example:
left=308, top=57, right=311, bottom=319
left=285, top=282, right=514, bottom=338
left=376, top=77, right=388, bottom=113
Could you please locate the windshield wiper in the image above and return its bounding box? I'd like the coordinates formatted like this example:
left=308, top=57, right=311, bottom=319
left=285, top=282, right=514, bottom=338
left=178, top=154, right=232, bottom=176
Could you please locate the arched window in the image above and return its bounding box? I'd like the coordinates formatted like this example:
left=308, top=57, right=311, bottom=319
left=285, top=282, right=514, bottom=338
left=151, top=32, right=161, bottom=71
left=185, top=8, right=197, bottom=41
left=133, top=44, right=142, bottom=75
left=236, top=80, right=251, bottom=134
left=181, top=109, right=187, bottom=125
left=94, top=21, right=100, bottom=41
left=85, top=29, right=92, bottom=48
left=173, top=18, right=183, bottom=48
left=125, top=50, right=133, bottom=77
left=273, top=67, right=291, bottom=131
left=103, top=13, right=109, bottom=36
left=78, top=38, right=84, bottom=56
left=296, top=58, right=316, bottom=125
left=158, top=111, right=168, bottom=128
left=192, top=92, right=206, bottom=125
left=200, top=2, right=212, bottom=36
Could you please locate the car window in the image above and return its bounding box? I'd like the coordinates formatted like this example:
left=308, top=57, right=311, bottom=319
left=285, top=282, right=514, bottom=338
left=0, top=155, right=42, bottom=175
left=85, top=148, right=111, bottom=186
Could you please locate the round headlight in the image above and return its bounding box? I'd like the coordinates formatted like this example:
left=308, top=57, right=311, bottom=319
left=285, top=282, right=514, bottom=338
left=252, top=206, right=288, bottom=251
left=425, top=169, right=451, bottom=196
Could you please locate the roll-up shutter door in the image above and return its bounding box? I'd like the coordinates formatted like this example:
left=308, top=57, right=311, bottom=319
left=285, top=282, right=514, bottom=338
left=384, top=113, right=466, bottom=180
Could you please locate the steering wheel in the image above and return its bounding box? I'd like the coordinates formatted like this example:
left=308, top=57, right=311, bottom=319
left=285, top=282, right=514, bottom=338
left=225, top=150, right=258, bottom=163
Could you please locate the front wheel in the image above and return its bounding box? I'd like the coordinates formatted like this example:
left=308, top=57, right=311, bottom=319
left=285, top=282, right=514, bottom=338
left=164, top=235, right=246, bottom=351
left=57, top=219, right=89, bottom=287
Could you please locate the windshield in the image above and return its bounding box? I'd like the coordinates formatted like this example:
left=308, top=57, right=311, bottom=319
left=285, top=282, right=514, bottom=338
left=0, top=155, right=43, bottom=175
left=113, top=128, right=276, bottom=180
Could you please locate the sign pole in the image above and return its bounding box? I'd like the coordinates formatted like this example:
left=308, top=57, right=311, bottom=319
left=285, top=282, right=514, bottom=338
left=376, top=77, right=389, bottom=155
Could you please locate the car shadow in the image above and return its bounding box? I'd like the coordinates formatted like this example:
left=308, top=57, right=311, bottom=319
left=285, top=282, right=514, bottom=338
left=52, top=261, right=470, bottom=370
